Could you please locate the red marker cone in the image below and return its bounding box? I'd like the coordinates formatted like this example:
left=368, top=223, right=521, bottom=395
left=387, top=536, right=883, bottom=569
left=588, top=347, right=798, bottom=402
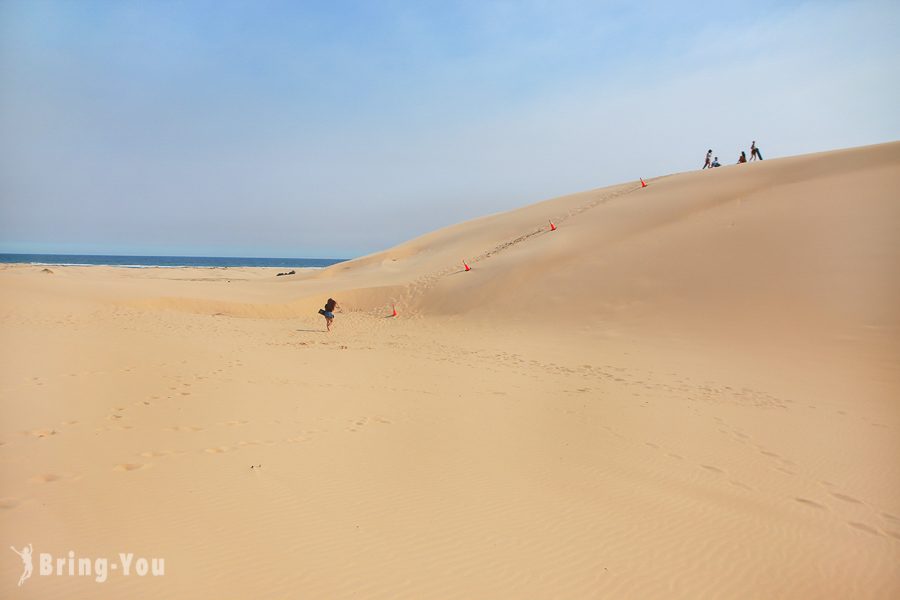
left=640, top=178, right=648, bottom=188
left=549, top=220, right=557, bottom=231
left=391, top=304, right=397, bottom=317
left=464, top=261, right=471, bottom=272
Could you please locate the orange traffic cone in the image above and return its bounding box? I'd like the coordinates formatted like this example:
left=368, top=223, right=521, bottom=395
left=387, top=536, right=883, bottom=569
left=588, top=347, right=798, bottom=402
left=640, top=178, right=648, bottom=188
left=549, top=220, right=557, bottom=231
left=391, top=304, right=398, bottom=317
left=464, top=261, right=471, bottom=272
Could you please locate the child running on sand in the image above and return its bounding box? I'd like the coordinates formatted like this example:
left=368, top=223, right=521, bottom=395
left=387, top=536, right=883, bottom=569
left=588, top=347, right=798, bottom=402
left=318, top=298, right=340, bottom=332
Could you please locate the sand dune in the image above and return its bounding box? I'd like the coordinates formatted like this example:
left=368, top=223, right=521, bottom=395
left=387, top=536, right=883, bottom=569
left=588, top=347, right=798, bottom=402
left=1, top=142, right=898, bottom=598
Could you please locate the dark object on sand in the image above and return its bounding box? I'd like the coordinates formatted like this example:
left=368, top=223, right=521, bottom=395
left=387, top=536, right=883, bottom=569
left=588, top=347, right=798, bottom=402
left=41, top=268, right=53, bottom=274
left=276, top=270, right=296, bottom=277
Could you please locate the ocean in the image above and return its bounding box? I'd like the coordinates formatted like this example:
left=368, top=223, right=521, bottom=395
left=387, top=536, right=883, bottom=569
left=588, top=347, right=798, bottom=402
left=0, top=253, right=347, bottom=269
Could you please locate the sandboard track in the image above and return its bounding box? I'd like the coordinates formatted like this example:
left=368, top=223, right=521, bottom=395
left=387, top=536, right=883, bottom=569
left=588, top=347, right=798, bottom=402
left=390, top=182, right=643, bottom=311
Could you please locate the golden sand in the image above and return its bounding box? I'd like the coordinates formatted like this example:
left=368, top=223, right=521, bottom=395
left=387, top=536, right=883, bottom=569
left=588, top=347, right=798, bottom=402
left=1, top=142, right=898, bottom=598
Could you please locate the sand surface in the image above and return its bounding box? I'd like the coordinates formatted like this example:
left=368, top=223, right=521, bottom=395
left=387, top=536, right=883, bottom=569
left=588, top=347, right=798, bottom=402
left=1, top=142, right=899, bottom=598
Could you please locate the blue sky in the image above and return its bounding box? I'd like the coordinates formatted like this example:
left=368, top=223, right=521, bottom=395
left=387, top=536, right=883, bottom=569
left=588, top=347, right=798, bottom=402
left=1, top=0, right=898, bottom=258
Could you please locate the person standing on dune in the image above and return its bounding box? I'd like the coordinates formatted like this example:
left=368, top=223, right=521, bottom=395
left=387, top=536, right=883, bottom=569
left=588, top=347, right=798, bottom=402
left=318, top=298, right=340, bottom=332
left=703, top=149, right=713, bottom=169
left=750, top=140, right=763, bottom=161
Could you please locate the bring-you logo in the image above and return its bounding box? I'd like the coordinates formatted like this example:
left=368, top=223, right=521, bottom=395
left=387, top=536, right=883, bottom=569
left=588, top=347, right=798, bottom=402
left=10, top=544, right=164, bottom=586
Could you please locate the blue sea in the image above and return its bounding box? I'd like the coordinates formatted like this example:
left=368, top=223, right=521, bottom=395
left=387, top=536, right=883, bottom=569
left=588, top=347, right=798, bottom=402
left=0, top=253, right=347, bottom=269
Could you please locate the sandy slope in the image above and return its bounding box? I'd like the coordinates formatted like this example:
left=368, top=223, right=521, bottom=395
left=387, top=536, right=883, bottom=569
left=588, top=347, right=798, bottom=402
left=1, top=142, right=898, bottom=598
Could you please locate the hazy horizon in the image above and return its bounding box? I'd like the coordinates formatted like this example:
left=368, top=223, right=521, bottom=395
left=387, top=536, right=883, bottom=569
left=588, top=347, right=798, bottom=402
left=2, top=0, right=899, bottom=259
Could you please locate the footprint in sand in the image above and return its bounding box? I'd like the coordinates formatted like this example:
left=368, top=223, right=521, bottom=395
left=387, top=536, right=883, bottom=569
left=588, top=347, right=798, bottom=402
left=204, top=446, right=231, bottom=454
left=795, top=498, right=827, bottom=510
left=139, top=450, right=172, bottom=458
left=0, top=498, right=21, bottom=509
left=113, top=463, right=148, bottom=472
left=29, top=474, right=67, bottom=484
left=701, top=465, right=725, bottom=474
left=23, top=429, right=58, bottom=438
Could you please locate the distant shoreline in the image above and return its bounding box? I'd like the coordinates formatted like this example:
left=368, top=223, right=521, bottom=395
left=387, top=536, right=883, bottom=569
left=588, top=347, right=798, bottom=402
left=0, top=253, right=348, bottom=269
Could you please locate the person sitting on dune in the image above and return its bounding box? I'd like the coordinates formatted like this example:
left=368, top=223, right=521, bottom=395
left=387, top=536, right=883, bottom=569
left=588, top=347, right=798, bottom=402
left=738, top=151, right=747, bottom=163
left=318, top=298, right=340, bottom=332
left=711, top=156, right=721, bottom=168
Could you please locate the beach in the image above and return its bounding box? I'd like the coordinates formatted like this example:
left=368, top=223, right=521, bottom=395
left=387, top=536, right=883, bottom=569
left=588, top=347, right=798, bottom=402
left=1, top=142, right=899, bottom=598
